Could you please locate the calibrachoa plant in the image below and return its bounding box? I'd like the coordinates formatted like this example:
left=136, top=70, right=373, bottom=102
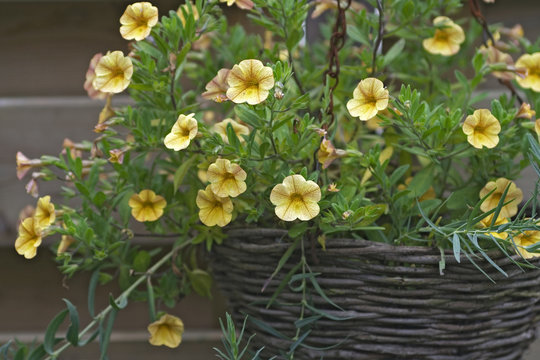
left=4, top=0, right=540, bottom=358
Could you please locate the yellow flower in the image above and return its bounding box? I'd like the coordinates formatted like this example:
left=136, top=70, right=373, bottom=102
left=327, top=183, right=340, bottom=192
left=148, top=314, right=184, bottom=348
left=98, top=94, right=115, bottom=124
left=516, top=102, right=536, bottom=119
left=15, top=217, right=42, bottom=259
left=84, top=53, right=107, bottom=100
left=462, top=109, right=501, bottom=149
left=213, top=118, right=250, bottom=144
left=478, top=213, right=509, bottom=240
left=423, top=16, right=465, bottom=56
left=202, top=68, right=230, bottom=103
left=207, top=159, right=247, bottom=198
left=108, top=149, right=125, bottom=164
left=219, top=0, right=254, bottom=10
left=128, top=189, right=167, bottom=222
left=177, top=2, right=199, bottom=26
left=119, top=2, right=158, bottom=41
left=515, top=52, right=540, bottom=92
left=196, top=185, right=234, bottom=227
left=513, top=230, right=540, bottom=259
left=92, top=51, right=133, bottom=94
left=226, top=59, right=275, bottom=105
left=317, top=139, right=346, bottom=169
left=164, top=113, right=198, bottom=151
left=346, top=78, right=389, bottom=121
left=479, top=178, right=523, bottom=218
left=34, top=195, right=55, bottom=228
left=270, top=175, right=321, bottom=221
left=16, top=151, right=41, bottom=180
left=57, top=234, right=75, bottom=255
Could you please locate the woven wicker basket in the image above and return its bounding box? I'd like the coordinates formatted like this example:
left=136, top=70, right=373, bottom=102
left=211, top=228, right=540, bottom=360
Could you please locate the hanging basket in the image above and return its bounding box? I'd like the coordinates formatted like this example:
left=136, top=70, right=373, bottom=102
left=211, top=228, right=540, bottom=360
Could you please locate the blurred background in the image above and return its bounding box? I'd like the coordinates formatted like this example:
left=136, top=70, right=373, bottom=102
left=0, top=0, right=539, bottom=358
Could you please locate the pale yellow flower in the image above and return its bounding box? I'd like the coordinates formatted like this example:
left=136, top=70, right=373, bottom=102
left=120, top=2, right=158, bottom=41
left=34, top=196, right=55, bottom=228
left=98, top=94, right=115, bottom=124
left=515, top=52, right=540, bottom=92
left=462, top=109, right=501, bottom=149
left=317, top=139, right=346, bottom=169
left=148, top=314, right=184, bottom=348
left=128, top=189, right=167, bottom=222
left=92, top=51, right=133, bottom=94
left=327, top=183, right=340, bottom=192
left=207, top=159, right=247, bottom=198
left=202, top=68, right=230, bottom=103
left=84, top=53, right=107, bottom=100
left=177, top=2, right=199, bottom=26
left=213, top=118, right=250, bottom=144
left=219, top=0, right=254, bottom=10
left=478, top=213, right=509, bottom=240
left=346, top=78, right=389, bottom=121
left=57, top=234, right=75, bottom=255
left=516, top=103, right=535, bottom=120
left=196, top=185, right=234, bottom=227
left=423, top=16, right=465, bottom=56
left=15, top=217, right=42, bottom=259
left=16, top=152, right=41, bottom=180
left=226, top=59, right=275, bottom=105
left=270, top=175, right=321, bottom=221
left=164, top=113, right=198, bottom=151
left=513, top=230, right=540, bottom=259
left=479, top=178, right=523, bottom=218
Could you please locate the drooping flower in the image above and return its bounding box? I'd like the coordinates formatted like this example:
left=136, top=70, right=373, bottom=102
left=16, top=152, right=42, bottom=180
left=196, top=185, right=234, bottom=227
left=34, top=196, right=55, bottom=228
left=108, top=149, right=125, bottom=164
left=128, top=189, right=167, bottom=222
left=218, top=0, right=254, bottom=10
left=513, top=230, right=540, bottom=259
left=92, top=51, right=133, bottom=94
left=423, top=16, right=465, bottom=56
left=148, top=314, right=184, bottom=348
left=164, top=113, right=198, bottom=151
left=479, top=46, right=515, bottom=81
left=462, top=109, right=501, bottom=149
left=177, top=2, right=199, bottom=26
left=57, top=234, right=75, bottom=255
left=317, top=139, right=346, bottom=169
left=346, top=78, right=389, bottom=121
left=202, top=68, right=230, bottom=103
left=270, top=175, right=321, bottom=221
left=84, top=53, right=107, bottom=100
left=15, top=217, right=42, bottom=259
left=207, top=159, right=247, bottom=198
left=515, top=52, right=540, bottom=92
left=479, top=178, right=523, bottom=218
left=99, top=95, right=116, bottom=124
left=516, top=103, right=535, bottom=119
left=25, top=178, right=39, bottom=198
left=226, top=59, right=275, bottom=105
left=478, top=213, right=509, bottom=240
left=213, top=118, right=250, bottom=144
left=119, top=2, right=159, bottom=41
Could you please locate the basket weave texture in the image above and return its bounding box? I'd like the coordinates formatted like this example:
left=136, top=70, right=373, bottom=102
left=211, top=228, right=540, bottom=360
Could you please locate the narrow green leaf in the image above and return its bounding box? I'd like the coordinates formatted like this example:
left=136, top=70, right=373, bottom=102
left=262, top=237, right=299, bottom=292
left=63, top=298, right=80, bottom=346
left=451, top=233, right=461, bottom=263
left=43, top=309, right=68, bottom=354
left=173, top=157, right=196, bottom=194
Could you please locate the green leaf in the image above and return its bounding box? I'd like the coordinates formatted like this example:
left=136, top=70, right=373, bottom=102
left=187, top=269, right=213, bottom=298
left=383, top=38, right=405, bottom=67
left=63, top=299, right=80, bottom=346
left=88, top=268, right=100, bottom=318
left=173, top=156, right=196, bottom=194
left=44, top=309, right=68, bottom=354
left=263, top=237, right=300, bottom=293
left=451, top=233, right=461, bottom=263
left=99, top=309, right=118, bottom=360
left=288, top=223, right=308, bottom=238
left=133, top=251, right=151, bottom=272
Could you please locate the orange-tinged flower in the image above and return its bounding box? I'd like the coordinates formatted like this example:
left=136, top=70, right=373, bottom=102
left=515, top=52, right=540, bottom=92
left=164, top=113, right=198, bottom=151
left=479, top=178, right=523, bottom=218
left=196, top=185, right=234, bottom=227
left=34, top=196, right=55, bottom=228
left=513, top=230, right=540, bottom=259
left=270, top=175, right=321, bottom=221
left=462, top=109, right=501, bottom=149
left=148, top=314, right=184, bottom=348
left=516, top=103, right=535, bottom=119
left=226, top=59, right=275, bottom=105
left=108, top=149, right=125, bottom=164
left=317, top=139, right=346, bottom=169
left=120, top=2, right=158, bottom=41
left=202, top=68, right=230, bottom=103
left=219, top=0, right=254, bottom=10
left=177, top=2, right=199, bottom=26
left=92, top=51, right=133, bottom=94
left=346, top=78, right=389, bottom=121
left=213, top=118, right=249, bottom=144
left=15, top=217, right=42, bottom=259
left=478, top=213, right=509, bottom=240
left=84, top=53, right=107, bottom=100
left=128, top=189, right=167, bottom=222
left=423, top=16, right=465, bottom=56
left=207, top=159, right=247, bottom=198
left=16, top=152, right=42, bottom=180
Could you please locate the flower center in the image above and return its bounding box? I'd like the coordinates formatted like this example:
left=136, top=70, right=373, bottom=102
left=290, top=193, right=304, bottom=204
left=434, top=30, right=449, bottom=42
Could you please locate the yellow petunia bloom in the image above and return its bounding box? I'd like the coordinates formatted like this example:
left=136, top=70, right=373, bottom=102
left=346, top=78, right=389, bottom=121
left=148, top=314, right=184, bottom=348
left=219, top=0, right=254, bottom=10
left=15, top=217, right=42, bottom=259
left=128, top=189, right=167, bottom=222
left=92, top=51, right=133, bottom=94
left=462, top=109, right=501, bottom=149
left=207, top=159, right=247, bottom=198
left=119, top=2, right=159, bottom=41
left=202, top=68, right=230, bottom=103
left=196, top=185, right=234, bottom=227
left=317, top=139, right=346, bottom=169
left=270, top=175, right=321, bottom=222
left=515, top=52, right=540, bottom=92
left=226, top=59, right=275, bottom=105
left=478, top=213, right=509, bottom=240
left=513, top=230, right=540, bottom=259
left=177, top=2, right=199, bottom=26
left=479, top=178, right=523, bottom=219
left=213, top=118, right=250, bottom=144
left=164, top=113, right=198, bottom=151
left=34, top=195, right=55, bottom=228
left=423, top=16, right=465, bottom=56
